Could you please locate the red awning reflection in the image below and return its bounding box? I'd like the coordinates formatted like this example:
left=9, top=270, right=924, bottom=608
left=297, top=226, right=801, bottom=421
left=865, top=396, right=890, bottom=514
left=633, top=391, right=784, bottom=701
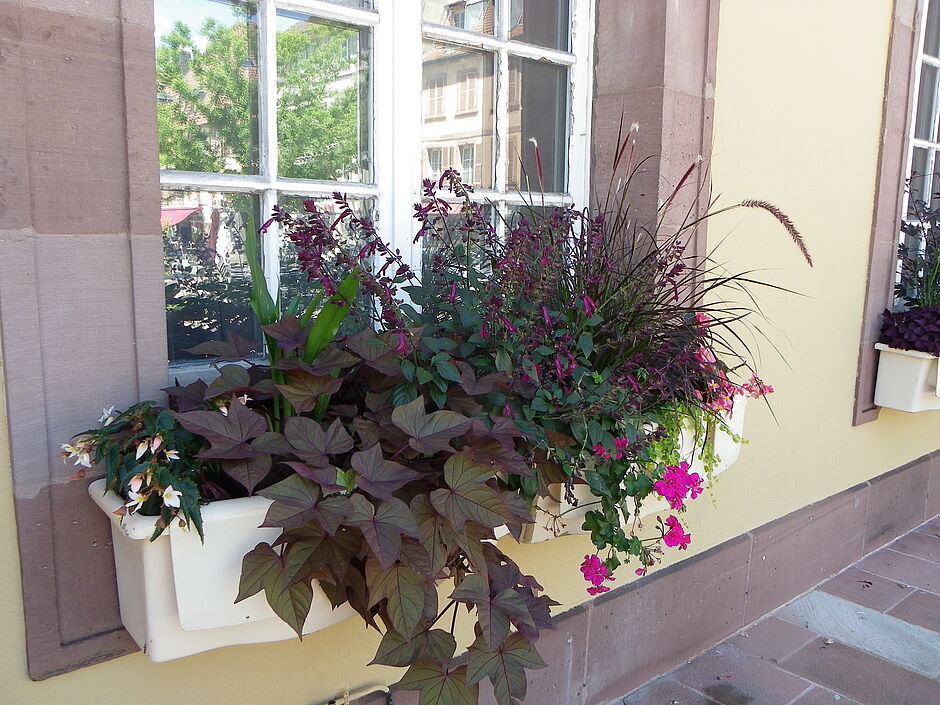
left=160, top=207, right=199, bottom=228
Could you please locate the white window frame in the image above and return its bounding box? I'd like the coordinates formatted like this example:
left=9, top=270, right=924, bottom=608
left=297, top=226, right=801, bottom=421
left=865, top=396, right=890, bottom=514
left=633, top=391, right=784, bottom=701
left=900, top=0, right=940, bottom=290
left=425, top=74, right=446, bottom=118
left=159, top=0, right=595, bottom=358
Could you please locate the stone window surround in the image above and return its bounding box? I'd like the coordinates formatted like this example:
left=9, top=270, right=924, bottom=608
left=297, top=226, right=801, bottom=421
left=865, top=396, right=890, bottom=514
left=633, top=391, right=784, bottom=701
left=0, top=0, right=720, bottom=680
left=854, top=0, right=921, bottom=425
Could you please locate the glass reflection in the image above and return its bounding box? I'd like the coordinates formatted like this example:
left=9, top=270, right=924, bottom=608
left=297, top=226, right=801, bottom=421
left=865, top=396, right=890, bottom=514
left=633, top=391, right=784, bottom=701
left=155, top=0, right=260, bottom=174
left=509, top=0, right=569, bottom=50
left=276, top=11, right=371, bottom=181
left=422, top=41, right=495, bottom=189
left=276, top=196, right=374, bottom=334
left=506, top=57, right=567, bottom=193
left=422, top=0, right=495, bottom=34
left=162, top=190, right=261, bottom=363
left=915, top=63, right=938, bottom=142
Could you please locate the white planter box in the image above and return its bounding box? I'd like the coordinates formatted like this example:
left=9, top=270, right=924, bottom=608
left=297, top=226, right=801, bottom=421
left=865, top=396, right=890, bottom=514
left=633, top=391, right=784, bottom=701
left=874, top=343, right=940, bottom=413
left=522, top=397, right=747, bottom=543
left=88, top=479, right=354, bottom=662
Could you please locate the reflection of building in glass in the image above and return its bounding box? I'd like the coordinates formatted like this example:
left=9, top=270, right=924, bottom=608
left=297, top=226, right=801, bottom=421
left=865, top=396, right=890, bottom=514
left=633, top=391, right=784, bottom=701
left=420, top=1, right=568, bottom=193
left=421, top=42, right=494, bottom=188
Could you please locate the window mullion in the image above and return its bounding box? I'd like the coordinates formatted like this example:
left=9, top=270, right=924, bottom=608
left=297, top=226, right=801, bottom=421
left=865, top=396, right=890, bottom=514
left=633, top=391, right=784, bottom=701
left=261, top=189, right=280, bottom=304
left=258, top=0, right=279, bottom=186
left=494, top=46, right=508, bottom=193
left=567, top=0, right=595, bottom=207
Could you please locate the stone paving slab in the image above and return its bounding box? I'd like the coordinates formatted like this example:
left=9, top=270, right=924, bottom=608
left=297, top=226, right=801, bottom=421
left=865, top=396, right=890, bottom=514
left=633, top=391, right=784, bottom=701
left=618, top=514, right=940, bottom=705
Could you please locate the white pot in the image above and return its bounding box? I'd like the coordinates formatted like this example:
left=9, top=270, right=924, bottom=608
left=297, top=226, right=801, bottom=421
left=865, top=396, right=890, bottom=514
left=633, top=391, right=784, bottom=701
left=522, top=396, right=747, bottom=543
left=88, top=479, right=354, bottom=662
left=874, top=343, right=940, bottom=412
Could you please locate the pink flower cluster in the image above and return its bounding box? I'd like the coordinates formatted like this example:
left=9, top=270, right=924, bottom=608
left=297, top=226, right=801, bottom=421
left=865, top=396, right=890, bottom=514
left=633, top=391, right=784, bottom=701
left=741, top=374, right=774, bottom=398
left=580, top=554, right=616, bottom=595
left=662, top=516, right=692, bottom=550
left=593, top=436, right=630, bottom=461
left=653, top=461, right=703, bottom=510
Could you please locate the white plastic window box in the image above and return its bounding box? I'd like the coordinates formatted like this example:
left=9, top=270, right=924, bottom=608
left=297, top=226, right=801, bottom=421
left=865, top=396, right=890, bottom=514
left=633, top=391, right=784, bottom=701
left=873, top=343, right=940, bottom=412
left=522, top=396, right=747, bottom=543
left=88, top=479, right=354, bottom=662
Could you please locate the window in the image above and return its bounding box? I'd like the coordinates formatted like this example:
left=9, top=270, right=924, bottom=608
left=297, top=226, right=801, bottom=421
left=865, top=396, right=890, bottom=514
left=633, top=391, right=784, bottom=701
left=456, top=69, right=479, bottom=113
left=853, top=0, right=923, bottom=423
left=460, top=143, right=476, bottom=186
left=425, top=74, right=446, bottom=118
left=427, top=147, right=444, bottom=179
left=156, top=0, right=594, bottom=365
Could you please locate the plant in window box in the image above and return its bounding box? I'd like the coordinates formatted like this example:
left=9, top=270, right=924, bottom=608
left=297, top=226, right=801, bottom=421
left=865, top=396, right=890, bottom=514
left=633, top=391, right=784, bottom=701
left=405, top=156, right=808, bottom=588
left=875, top=196, right=940, bottom=412
left=69, top=152, right=807, bottom=704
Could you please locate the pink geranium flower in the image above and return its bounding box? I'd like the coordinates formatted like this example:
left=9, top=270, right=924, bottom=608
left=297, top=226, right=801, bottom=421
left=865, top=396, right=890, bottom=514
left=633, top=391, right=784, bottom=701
left=662, top=516, right=692, bottom=550
left=580, top=554, right=616, bottom=595
left=653, top=461, right=704, bottom=510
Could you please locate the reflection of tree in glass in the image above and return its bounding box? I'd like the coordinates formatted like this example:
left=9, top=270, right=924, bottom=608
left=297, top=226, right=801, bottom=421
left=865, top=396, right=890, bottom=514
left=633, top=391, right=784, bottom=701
left=156, top=6, right=260, bottom=173
left=163, top=193, right=260, bottom=361
left=276, top=16, right=367, bottom=180
left=156, top=7, right=365, bottom=180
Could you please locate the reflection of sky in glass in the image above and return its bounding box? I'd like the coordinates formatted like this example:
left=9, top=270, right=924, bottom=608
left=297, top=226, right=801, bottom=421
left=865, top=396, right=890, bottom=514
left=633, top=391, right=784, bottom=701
left=154, top=0, right=248, bottom=50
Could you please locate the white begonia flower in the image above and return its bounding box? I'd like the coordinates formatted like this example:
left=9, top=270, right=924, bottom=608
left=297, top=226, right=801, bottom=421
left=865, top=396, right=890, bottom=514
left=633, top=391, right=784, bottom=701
left=61, top=442, right=92, bottom=468
left=98, top=406, right=117, bottom=426
left=129, top=474, right=144, bottom=493
left=218, top=404, right=229, bottom=417
left=164, top=449, right=180, bottom=462
left=124, top=489, right=146, bottom=514
left=150, top=436, right=163, bottom=453
left=161, top=485, right=182, bottom=508
left=135, top=441, right=149, bottom=460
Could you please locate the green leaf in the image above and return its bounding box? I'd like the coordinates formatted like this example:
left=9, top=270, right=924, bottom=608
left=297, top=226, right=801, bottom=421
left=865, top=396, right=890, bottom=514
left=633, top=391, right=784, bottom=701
left=450, top=576, right=534, bottom=650
left=430, top=452, right=508, bottom=529
left=416, top=367, right=434, bottom=385
left=303, top=272, right=360, bottom=364
left=577, top=332, right=593, bottom=357
left=244, top=225, right=279, bottom=327
left=435, top=359, right=461, bottom=383
left=366, top=558, right=426, bottom=637
left=347, top=494, right=422, bottom=569
left=584, top=470, right=611, bottom=498
left=401, top=358, right=417, bottom=382
left=391, top=396, right=470, bottom=454
left=260, top=475, right=350, bottom=533
left=466, top=633, right=546, bottom=705
left=396, top=662, right=478, bottom=705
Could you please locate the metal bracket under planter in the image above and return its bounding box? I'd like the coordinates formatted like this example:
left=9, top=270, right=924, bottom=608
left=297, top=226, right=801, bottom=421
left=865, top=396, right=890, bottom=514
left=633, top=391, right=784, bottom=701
left=521, top=396, right=747, bottom=543
left=874, top=343, right=940, bottom=412
left=87, top=479, right=354, bottom=662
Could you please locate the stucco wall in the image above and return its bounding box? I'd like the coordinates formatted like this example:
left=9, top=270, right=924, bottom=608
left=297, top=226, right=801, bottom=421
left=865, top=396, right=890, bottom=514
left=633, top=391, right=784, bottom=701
left=0, top=1, right=934, bottom=704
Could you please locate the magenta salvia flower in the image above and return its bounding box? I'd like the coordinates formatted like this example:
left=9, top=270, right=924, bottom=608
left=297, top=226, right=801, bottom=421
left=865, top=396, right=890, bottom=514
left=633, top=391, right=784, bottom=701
left=593, top=444, right=610, bottom=459
left=580, top=554, right=615, bottom=595
left=662, top=515, right=692, bottom=550
left=653, top=461, right=703, bottom=510
left=695, top=312, right=713, bottom=327
left=582, top=295, right=597, bottom=317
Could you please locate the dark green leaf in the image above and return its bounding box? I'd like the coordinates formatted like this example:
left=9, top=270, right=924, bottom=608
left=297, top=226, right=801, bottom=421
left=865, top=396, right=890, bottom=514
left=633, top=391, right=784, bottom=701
left=366, top=558, right=426, bottom=637
left=352, top=444, right=422, bottom=500
left=347, top=494, right=422, bottom=569
left=391, top=396, right=470, bottom=454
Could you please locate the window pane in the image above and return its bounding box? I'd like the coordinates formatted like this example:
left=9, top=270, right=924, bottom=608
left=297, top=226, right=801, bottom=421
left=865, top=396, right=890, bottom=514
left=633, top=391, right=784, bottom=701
left=422, top=0, right=495, bottom=34
left=276, top=195, right=372, bottom=304
left=506, top=57, right=567, bottom=193
left=509, top=0, right=569, bottom=50
left=915, top=62, right=938, bottom=141
left=422, top=42, right=495, bottom=189
left=421, top=203, right=495, bottom=281
left=276, top=11, right=371, bottom=181
left=926, top=0, right=940, bottom=58
left=162, top=190, right=261, bottom=364
left=155, top=0, right=260, bottom=174
left=910, top=147, right=929, bottom=212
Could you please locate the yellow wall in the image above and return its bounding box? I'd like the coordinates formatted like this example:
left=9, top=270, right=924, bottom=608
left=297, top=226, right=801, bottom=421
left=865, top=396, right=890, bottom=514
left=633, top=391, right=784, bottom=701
left=0, top=1, right=934, bottom=704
